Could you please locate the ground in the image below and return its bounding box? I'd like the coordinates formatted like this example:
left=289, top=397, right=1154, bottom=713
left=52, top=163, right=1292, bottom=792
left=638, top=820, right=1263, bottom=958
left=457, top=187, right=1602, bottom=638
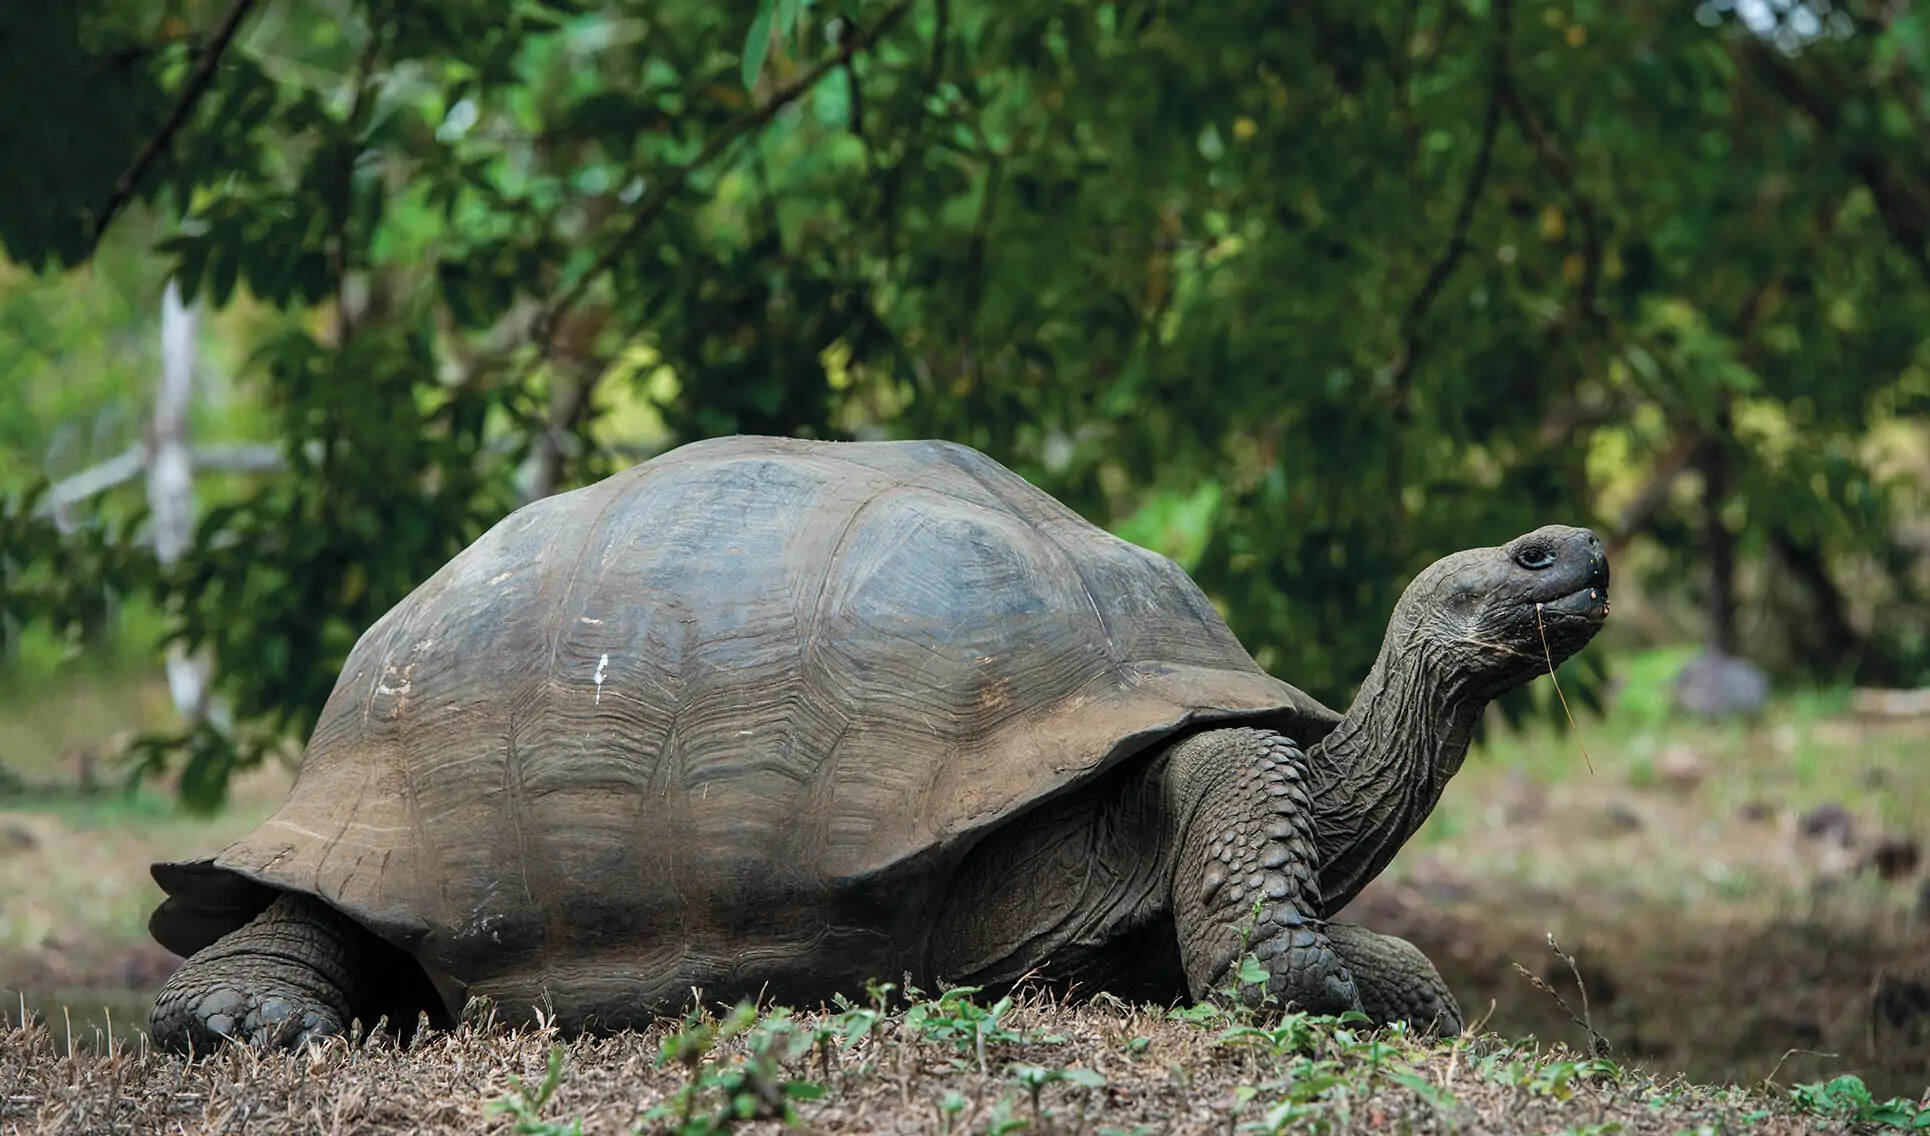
left=2, top=649, right=1928, bottom=1132
left=7, top=982, right=1923, bottom=1133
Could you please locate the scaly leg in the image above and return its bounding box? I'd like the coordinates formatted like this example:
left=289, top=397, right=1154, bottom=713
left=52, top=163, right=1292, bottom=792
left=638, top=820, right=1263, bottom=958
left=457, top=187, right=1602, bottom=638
left=1165, top=728, right=1360, bottom=1016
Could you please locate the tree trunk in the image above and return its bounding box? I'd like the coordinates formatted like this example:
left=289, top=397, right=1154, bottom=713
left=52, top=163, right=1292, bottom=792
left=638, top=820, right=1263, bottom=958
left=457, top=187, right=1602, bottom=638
left=150, top=278, right=210, bottom=722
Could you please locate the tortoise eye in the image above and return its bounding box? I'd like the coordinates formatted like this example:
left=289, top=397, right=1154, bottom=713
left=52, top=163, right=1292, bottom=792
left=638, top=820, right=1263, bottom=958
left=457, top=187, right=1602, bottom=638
left=1514, top=545, right=1557, bottom=570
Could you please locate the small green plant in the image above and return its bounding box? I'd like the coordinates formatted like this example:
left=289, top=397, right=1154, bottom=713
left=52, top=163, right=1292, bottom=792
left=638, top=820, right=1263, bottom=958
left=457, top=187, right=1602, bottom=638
left=488, top=1045, right=584, bottom=1136
left=902, top=986, right=1025, bottom=1072
left=1218, top=1011, right=1323, bottom=1058
left=1788, top=1074, right=1930, bottom=1129
left=642, top=1004, right=826, bottom=1135
left=935, top=1088, right=970, bottom=1132
left=1009, top=1063, right=1106, bottom=1127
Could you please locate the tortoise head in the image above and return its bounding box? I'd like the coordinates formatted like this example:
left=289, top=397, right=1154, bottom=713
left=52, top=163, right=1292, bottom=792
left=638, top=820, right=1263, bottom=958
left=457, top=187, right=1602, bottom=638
left=1394, top=524, right=1609, bottom=696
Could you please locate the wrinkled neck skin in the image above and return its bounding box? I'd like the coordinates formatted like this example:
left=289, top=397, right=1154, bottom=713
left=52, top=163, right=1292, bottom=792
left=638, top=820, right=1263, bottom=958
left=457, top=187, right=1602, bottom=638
left=1306, top=615, right=1494, bottom=917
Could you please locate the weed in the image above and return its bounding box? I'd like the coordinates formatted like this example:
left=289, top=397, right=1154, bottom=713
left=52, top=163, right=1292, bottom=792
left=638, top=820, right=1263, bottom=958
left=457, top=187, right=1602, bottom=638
left=641, top=1004, right=825, bottom=1135
left=1009, top=1062, right=1106, bottom=1127
left=1217, top=1011, right=1323, bottom=1058
left=488, top=1045, right=583, bottom=1136
left=902, top=985, right=1024, bottom=1072
left=1788, top=1074, right=1930, bottom=1129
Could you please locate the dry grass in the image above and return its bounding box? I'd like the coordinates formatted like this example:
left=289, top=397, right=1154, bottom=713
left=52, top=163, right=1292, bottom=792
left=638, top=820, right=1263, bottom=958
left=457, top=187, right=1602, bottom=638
left=2, top=988, right=1897, bottom=1135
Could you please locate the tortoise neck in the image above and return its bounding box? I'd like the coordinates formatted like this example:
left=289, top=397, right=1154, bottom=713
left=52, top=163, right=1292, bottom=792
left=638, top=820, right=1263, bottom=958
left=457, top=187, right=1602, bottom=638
left=1305, top=631, right=1487, bottom=915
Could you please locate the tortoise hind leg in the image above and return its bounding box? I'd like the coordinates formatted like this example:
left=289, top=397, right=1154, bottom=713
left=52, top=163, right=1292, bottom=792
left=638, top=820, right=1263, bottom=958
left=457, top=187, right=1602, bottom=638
left=1163, top=728, right=1361, bottom=1017
left=151, top=892, right=372, bottom=1054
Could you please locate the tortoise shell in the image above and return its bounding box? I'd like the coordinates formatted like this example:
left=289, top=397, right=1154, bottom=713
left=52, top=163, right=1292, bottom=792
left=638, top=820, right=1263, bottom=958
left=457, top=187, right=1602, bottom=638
left=151, top=436, right=1335, bottom=1022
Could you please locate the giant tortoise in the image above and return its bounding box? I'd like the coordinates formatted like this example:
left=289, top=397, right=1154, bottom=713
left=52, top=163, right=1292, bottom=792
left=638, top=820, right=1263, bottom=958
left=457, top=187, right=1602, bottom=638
left=148, top=435, right=1608, bottom=1051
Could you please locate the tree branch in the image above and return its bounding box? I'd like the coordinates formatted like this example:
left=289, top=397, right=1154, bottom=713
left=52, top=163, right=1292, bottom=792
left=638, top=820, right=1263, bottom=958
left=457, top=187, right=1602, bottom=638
left=531, top=0, right=914, bottom=352
left=1500, top=81, right=1605, bottom=333
left=332, top=25, right=386, bottom=346
left=1384, top=0, right=1512, bottom=409
left=1740, top=38, right=1930, bottom=287
left=37, top=443, right=285, bottom=517
left=90, top=0, right=262, bottom=252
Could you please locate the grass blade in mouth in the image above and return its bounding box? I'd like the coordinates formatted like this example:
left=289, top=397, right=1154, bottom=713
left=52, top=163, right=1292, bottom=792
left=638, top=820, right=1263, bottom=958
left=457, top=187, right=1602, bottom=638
left=1536, top=601, right=1595, bottom=776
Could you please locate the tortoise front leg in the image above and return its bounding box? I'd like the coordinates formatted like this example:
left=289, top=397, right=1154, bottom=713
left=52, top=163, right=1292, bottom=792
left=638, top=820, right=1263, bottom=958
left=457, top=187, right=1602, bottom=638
left=151, top=892, right=372, bottom=1054
left=1164, top=728, right=1360, bottom=1017
left=1324, top=922, right=1463, bottom=1036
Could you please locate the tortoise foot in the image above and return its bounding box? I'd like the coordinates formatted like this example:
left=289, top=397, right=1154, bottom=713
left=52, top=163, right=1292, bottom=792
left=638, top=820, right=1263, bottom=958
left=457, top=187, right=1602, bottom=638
left=1324, top=922, right=1462, bottom=1037
left=150, top=892, right=364, bottom=1055
left=152, top=983, right=344, bottom=1053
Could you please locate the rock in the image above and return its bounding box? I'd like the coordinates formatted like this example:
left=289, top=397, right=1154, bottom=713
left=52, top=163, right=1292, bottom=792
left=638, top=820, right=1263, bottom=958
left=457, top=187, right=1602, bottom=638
left=0, top=822, right=36, bottom=853
left=1736, top=800, right=1777, bottom=824
left=1654, top=746, right=1708, bottom=793
left=1798, top=803, right=1855, bottom=847
left=1867, top=837, right=1922, bottom=881
left=1671, top=650, right=1770, bottom=718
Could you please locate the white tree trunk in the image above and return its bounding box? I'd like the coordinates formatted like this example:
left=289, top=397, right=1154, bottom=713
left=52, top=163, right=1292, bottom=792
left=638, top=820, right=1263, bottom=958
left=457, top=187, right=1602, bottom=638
left=150, top=279, right=210, bottom=722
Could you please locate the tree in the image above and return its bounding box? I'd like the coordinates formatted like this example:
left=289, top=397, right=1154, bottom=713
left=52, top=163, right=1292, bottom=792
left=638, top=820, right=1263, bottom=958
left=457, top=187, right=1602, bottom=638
left=1, top=0, right=1925, bottom=806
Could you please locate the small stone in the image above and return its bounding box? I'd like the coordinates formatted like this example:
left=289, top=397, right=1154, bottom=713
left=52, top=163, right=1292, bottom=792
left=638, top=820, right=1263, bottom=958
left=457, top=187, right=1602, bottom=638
left=0, top=822, right=36, bottom=853
left=1655, top=746, right=1708, bottom=793
left=1867, top=837, right=1921, bottom=881
left=1799, top=803, right=1855, bottom=847
left=1671, top=650, right=1770, bottom=718
left=1736, top=800, right=1776, bottom=824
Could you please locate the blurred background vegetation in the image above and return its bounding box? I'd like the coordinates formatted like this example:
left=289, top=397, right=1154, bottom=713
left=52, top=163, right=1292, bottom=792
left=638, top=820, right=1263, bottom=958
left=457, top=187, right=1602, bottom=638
left=1, top=0, right=1928, bottom=1094
left=4, top=0, right=1929, bottom=797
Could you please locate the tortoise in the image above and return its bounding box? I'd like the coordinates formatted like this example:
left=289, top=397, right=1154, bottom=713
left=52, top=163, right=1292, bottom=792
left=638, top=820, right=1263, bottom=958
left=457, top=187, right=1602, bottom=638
left=148, top=435, right=1609, bottom=1051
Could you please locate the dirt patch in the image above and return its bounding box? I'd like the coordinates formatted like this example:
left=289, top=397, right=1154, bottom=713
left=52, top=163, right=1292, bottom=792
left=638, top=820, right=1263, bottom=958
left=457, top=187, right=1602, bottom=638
left=1345, top=878, right=1930, bottom=1099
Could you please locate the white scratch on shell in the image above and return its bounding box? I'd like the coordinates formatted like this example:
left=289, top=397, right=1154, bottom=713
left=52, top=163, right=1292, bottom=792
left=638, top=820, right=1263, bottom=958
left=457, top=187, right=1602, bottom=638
left=594, top=652, right=610, bottom=704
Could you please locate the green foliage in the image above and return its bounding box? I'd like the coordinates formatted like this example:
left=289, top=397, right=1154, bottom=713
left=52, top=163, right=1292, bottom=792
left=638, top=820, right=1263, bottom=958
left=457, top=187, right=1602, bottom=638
left=0, top=484, right=157, bottom=664
left=901, top=985, right=1025, bottom=1071
left=644, top=1003, right=827, bottom=1134
left=2, top=0, right=1929, bottom=801
left=1788, top=1074, right=1930, bottom=1129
